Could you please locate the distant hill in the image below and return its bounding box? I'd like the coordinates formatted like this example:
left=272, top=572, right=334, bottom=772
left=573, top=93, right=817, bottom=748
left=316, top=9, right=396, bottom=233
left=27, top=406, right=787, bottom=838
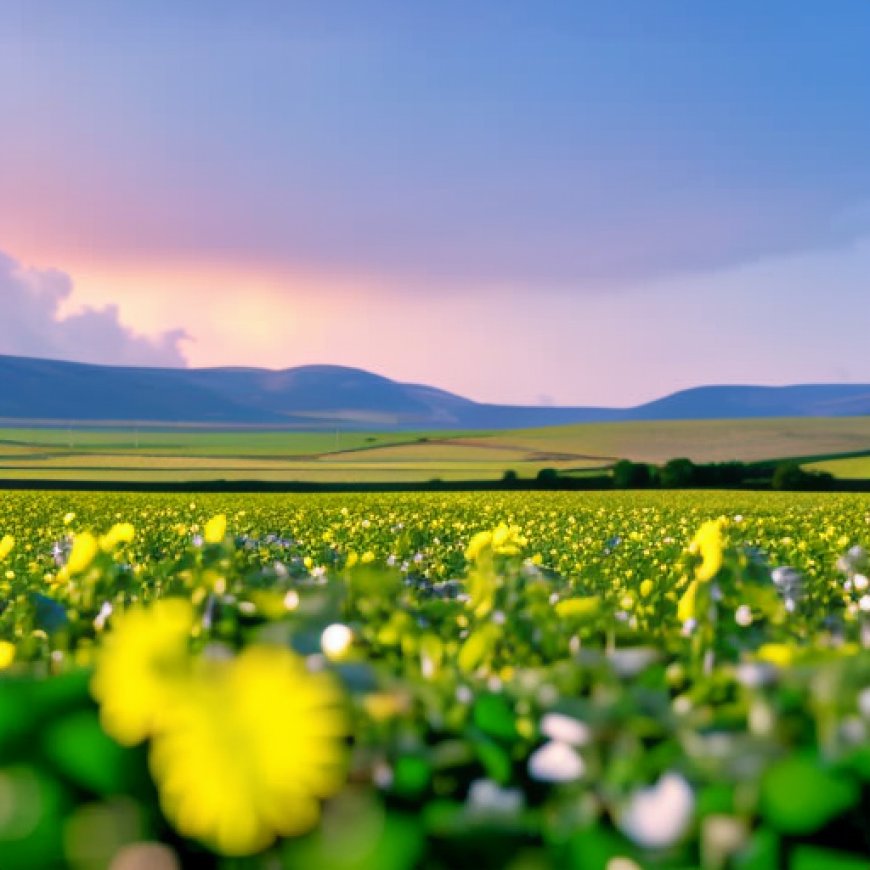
left=0, top=355, right=869, bottom=429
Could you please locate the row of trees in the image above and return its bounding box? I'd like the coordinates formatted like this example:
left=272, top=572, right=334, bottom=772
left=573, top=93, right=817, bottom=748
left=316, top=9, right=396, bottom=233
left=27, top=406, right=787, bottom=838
left=609, top=458, right=835, bottom=491
left=498, top=459, right=838, bottom=491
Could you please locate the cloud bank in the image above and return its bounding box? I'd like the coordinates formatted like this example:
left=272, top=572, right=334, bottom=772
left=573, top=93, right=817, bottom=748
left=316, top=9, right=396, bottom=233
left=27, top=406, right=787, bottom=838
left=0, top=251, right=188, bottom=367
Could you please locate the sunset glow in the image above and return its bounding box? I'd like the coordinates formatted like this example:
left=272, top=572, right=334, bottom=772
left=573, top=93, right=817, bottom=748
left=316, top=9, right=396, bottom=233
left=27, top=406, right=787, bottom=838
left=3, top=2, right=870, bottom=403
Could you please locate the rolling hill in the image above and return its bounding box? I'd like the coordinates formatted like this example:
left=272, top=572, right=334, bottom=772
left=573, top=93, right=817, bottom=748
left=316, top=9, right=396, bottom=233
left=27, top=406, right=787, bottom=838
left=1, top=354, right=870, bottom=429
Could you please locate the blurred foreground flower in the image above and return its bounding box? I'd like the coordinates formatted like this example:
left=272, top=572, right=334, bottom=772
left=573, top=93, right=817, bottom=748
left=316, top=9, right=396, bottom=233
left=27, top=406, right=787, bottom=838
left=465, top=522, right=528, bottom=618
left=0, top=535, right=14, bottom=561
left=677, top=518, right=727, bottom=622
left=465, top=522, right=527, bottom=562
left=91, top=599, right=195, bottom=746
left=690, top=518, right=726, bottom=582
left=617, top=772, right=694, bottom=849
left=99, top=522, right=135, bottom=552
left=203, top=514, right=227, bottom=544
left=151, top=646, right=348, bottom=856
left=65, top=532, right=99, bottom=576
left=91, top=600, right=349, bottom=856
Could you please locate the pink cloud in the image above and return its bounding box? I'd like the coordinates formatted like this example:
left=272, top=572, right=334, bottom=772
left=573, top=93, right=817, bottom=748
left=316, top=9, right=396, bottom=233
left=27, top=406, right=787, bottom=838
left=0, top=250, right=189, bottom=367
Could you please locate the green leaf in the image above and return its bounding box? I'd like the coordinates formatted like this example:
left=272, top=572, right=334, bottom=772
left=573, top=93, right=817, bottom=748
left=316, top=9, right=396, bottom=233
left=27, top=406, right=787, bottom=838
left=458, top=625, right=500, bottom=674
left=0, top=681, right=33, bottom=755
left=568, top=824, right=631, bottom=870
left=790, top=846, right=870, bottom=870
left=476, top=738, right=512, bottom=785
left=733, top=826, right=778, bottom=870
left=472, top=694, right=517, bottom=742
left=760, top=754, right=858, bottom=835
left=391, top=755, right=431, bottom=799
left=283, top=799, right=423, bottom=870
left=0, top=766, right=67, bottom=868
left=41, top=711, right=132, bottom=796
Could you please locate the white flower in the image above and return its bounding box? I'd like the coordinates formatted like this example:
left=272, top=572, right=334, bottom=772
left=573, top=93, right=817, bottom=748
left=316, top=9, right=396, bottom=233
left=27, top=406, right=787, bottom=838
left=528, top=741, right=584, bottom=783
left=859, top=595, right=870, bottom=613
left=734, top=605, right=752, bottom=627
left=618, top=773, right=694, bottom=849
left=321, top=623, right=353, bottom=660
left=467, top=779, right=524, bottom=816
left=855, top=574, right=869, bottom=592
left=93, top=601, right=113, bottom=631
left=609, top=647, right=658, bottom=677
left=681, top=618, right=698, bottom=637
left=540, top=713, right=591, bottom=747
left=373, top=761, right=393, bottom=789
left=848, top=545, right=868, bottom=565
left=735, top=662, right=776, bottom=689
left=455, top=685, right=473, bottom=704
left=672, top=695, right=692, bottom=715
left=487, top=676, right=503, bottom=693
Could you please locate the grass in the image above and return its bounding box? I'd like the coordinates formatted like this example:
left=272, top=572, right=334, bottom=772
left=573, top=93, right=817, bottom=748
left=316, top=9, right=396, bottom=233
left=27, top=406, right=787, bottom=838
left=803, top=454, right=870, bottom=479
left=0, top=416, right=868, bottom=482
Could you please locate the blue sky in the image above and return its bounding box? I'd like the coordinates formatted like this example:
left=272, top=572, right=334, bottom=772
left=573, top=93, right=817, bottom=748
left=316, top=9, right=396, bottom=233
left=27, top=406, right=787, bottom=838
left=1, top=1, right=869, bottom=404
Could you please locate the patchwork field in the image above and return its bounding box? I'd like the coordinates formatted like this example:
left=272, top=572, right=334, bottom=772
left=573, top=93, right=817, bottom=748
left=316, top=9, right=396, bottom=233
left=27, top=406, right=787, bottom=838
left=488, top=416, right=870, bottom=465
left=0, top=416, right=869, bottom=483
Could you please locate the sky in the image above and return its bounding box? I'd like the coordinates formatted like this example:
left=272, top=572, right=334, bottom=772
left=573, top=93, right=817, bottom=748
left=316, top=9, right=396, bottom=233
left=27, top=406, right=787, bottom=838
left=1, top=1, right=869, bottom=406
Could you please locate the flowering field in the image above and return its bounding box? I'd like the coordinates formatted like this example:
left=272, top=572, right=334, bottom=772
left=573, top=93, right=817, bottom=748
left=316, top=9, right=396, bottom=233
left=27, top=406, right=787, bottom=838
left=1, top=490, right=870, bottom=869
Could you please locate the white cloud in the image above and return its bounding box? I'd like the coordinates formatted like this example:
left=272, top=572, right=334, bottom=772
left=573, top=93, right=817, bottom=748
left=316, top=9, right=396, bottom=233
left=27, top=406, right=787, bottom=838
left=0, top=250, right=188, bottom=367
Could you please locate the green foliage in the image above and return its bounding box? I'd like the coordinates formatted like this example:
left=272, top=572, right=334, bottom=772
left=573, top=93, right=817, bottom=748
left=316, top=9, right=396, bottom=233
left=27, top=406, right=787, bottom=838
left=760, top=754, right=858, bottom=834
left=0, top=490, right=867, bottom=866
left=612, top=459, right=654, bottom=489
left=772, top=461, right=835, bottom=491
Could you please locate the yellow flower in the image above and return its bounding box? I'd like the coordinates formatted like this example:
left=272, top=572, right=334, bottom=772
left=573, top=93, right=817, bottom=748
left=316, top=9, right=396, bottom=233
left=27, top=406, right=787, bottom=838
left=150, top=645, right=348, bottom=856
left=0, top=535, right=13, bottom=561
left=465, top=530, right=493, bottom=562
left=99, top=522, right=135, bottom=552
left=465, top=522, right=527, bottom=562
left=690, top=518, right=726, bottom=582
left=491, top=523, right=512, bottom=550
left=204, top=514, right=227, bottom=544
left=363, top=691, right=408, bottom=721
left=90, top=599, right=195, bottom=746
left=66, top=533, right=99, bottom=575
left=555, top=596, right=601, bottom=619
left=756, top=643, right=794, bottom=668
left=677, top=579, right=699, bottom=622
left=0, top=641, right=15, bottom=669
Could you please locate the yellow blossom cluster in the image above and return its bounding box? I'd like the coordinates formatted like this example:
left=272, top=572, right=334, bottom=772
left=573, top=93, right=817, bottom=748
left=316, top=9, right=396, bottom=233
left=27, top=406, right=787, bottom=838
left=91, top=598, right=348, bottom=856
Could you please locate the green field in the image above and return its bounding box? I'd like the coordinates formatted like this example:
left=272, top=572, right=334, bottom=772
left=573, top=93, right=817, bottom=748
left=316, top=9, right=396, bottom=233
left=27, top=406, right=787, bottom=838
left=1, top=415, right=869, bottom=483
left=2, top=489, right=870, bottom=867
left=803, top=455, right=870, bottom=479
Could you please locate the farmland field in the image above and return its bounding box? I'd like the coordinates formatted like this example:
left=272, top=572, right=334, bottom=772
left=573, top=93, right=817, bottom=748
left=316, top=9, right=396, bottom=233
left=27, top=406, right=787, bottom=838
left=2, top=489, right=870, bottom=867
left=804, top=455, right=870, bottom=480
left=1, top=415, right=869, bottom=484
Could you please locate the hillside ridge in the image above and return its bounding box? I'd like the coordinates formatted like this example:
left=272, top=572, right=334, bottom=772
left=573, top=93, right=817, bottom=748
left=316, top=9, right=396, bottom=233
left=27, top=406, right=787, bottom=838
left=1, top=354, right=869, bottom=429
